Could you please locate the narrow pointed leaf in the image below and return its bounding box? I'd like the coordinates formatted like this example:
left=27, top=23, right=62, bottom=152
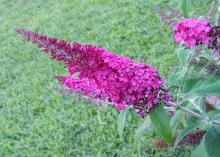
left=134, top=116, right=151, bottom=143
left=117, top=108, right=128, bottom=139
left=177, top=48, right=192, bottom=67
left=149, top=106, right=172, bottom=144
left=181, top=0, right=191, bottom=17
left=170, top=110, right=184, bottom=128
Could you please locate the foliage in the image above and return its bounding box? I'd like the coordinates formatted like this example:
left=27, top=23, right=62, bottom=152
left=170, top=46, right=220, bottom=156
left=181, top=0, right=192, bottom=18
left=149, top=106, right=172, bottom=144
left=0, top=0, right=178, bottom=156
left=0, top=0, right=217, bottom=157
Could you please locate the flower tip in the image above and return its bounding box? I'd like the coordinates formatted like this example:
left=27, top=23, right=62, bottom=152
left=56, top=76, right=66, bottom=83
left=115, top=103, right=126, bottom=111
left=13, top=27, right=24, bottom=33
left=13, top=27, right=19, bottom=32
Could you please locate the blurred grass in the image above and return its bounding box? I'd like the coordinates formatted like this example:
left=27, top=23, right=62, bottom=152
left=0, top=0, right=213, bottom=156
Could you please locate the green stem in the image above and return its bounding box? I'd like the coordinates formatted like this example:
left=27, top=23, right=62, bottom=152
left=212, top=120, right=220, bottom=126
left=168, top=101, right=220, bottom=127
left=175, top=104, right=201, bottom=119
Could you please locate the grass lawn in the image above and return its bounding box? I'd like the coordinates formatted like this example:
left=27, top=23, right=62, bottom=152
left=0, top=0, right=213, bottom=156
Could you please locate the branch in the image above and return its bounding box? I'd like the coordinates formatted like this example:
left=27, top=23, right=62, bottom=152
left=168, top=101, right=220, bottom=127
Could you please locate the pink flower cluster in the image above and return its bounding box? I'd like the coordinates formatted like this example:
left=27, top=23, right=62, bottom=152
left=56, top=76, right=99, bottom=96
left=15, top=28, right=170, bottom=117
left=173, top=18, right=211, bottom=47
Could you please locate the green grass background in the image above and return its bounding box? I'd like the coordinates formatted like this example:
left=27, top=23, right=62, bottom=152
left=0, top=0, right=213, bottom=156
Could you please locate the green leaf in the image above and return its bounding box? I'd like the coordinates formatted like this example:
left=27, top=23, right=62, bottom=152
left=183, top=75, right=220, bottom=97
left=117, top=108, right=128, bottom=140
left=212, top=113, right=220, bottom=120
left=199, top=98, right=207, bottom=115
left=205, top=126, right=220, bottom=157
left=171, top=103, right=193, bottom=129
left=200, top=53, right=216, bottom=63
left=200, top=111, right=220, bottom=131
left=174, top=122, right=199, bottom=148
left=191, top=137, right=208, bottom=157
left=217, top=13, right=220, bottom=26
left=134, top=116, right=151, bottom=143
left=169, top=68, right=187, bottom=85
left=177, top=48, right=192, bottom=67
left=149, top=106, right=172, bottom=144
left=169, top=48, right=192, bottom=85
left=186, top=116, right=199, bottom=126
left=207, top=110, right=220, bottom=119
left=170, top=110, right=184, bottom=128
left=182, top=78, right=201, bottom=93
left=97, top=108, right=106, bottom=124
left=181, top=0, right=191, bottom=17
left=130, top=109, right=140, bottom=122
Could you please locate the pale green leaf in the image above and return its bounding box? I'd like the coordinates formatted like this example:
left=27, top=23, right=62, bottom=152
left=177, top=48, right=192, bottom=67
left=181, top=0, right=191, bottom=17
left=149, top=106, right=172, bottom=144
left=134, top=116, right=151, bottom=143
left=117, top=108, right=128, bottom=140
left=205, top=126, right=220, bottom=157
left=191, top=137, right=208, bottom=157
left=183, top=75, right=220, bottom=97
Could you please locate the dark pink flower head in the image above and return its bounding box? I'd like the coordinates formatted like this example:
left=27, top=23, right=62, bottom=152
left=173, top=18, right=211, bottom=48
left=56, top=76, right=100, bottom=97
left=15, top=28, right=171, bottom=117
